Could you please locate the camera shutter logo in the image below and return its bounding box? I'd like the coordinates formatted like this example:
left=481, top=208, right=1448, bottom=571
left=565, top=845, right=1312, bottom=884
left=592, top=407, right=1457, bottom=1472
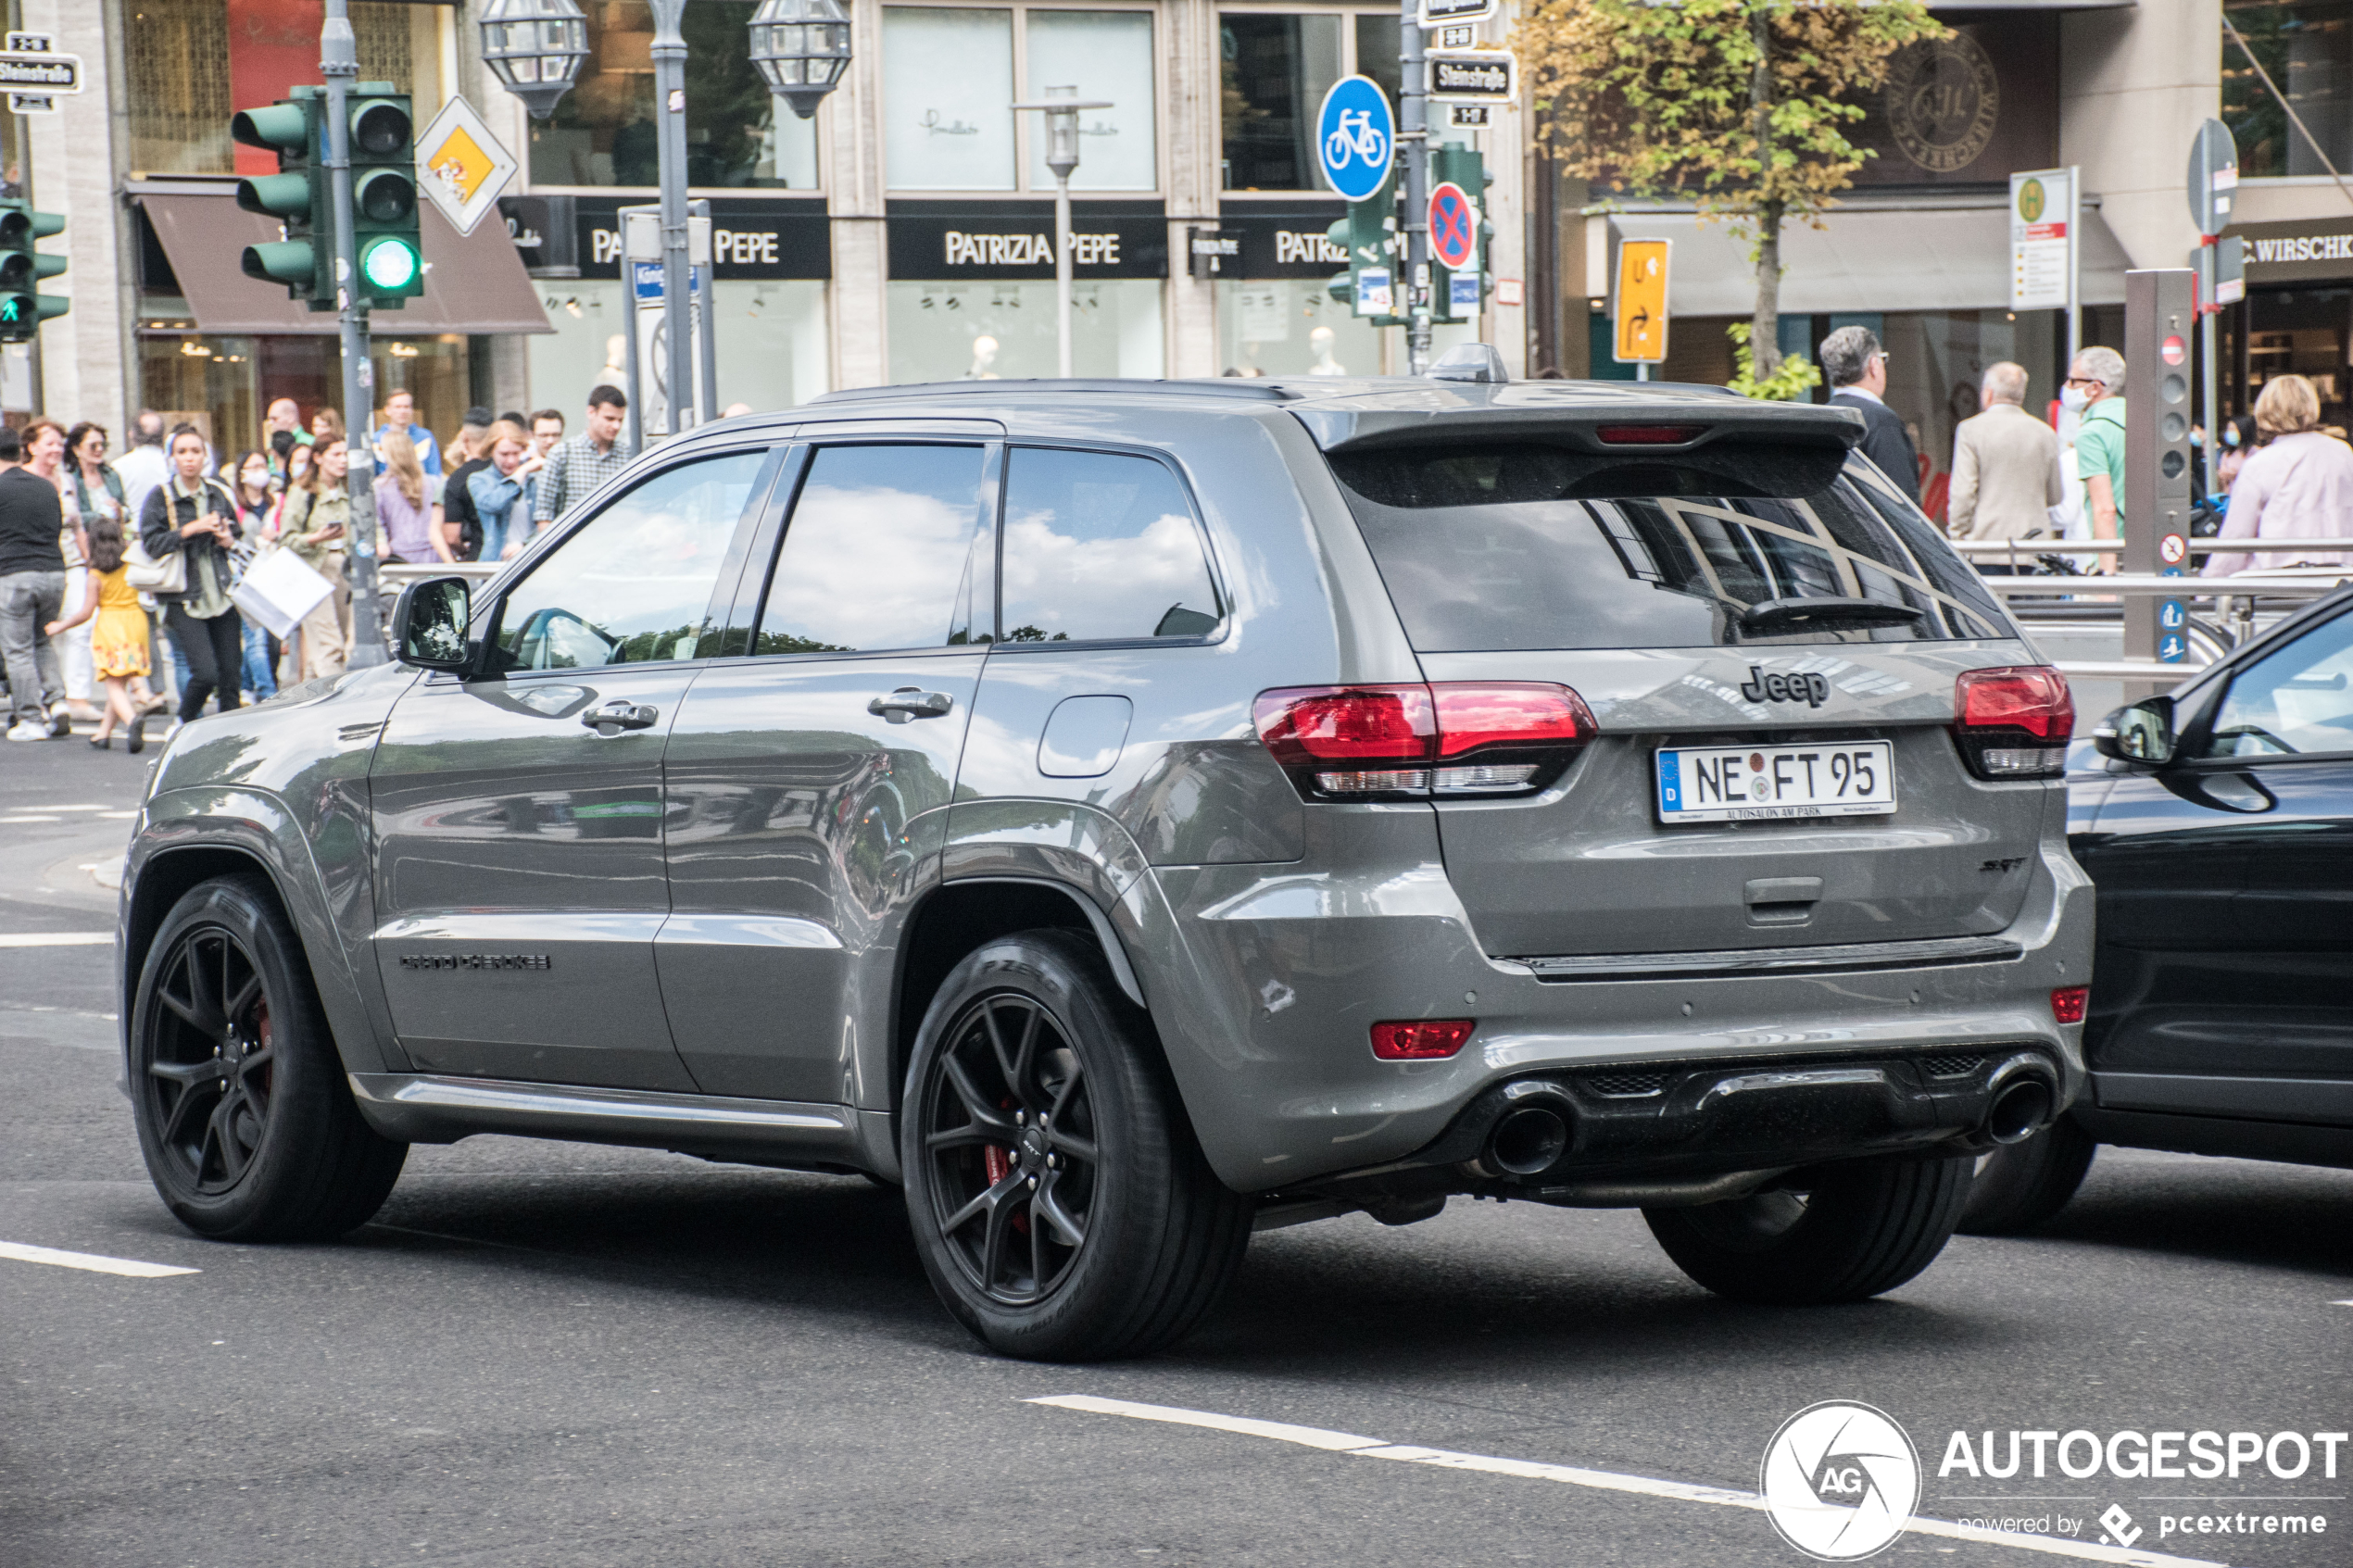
left=1760, top=1401, right=1921, bottom=1561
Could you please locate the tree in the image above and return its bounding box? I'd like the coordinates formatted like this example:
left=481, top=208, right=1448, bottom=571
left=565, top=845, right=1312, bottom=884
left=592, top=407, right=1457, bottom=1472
left=1520, top=0, right=1944, bottom=385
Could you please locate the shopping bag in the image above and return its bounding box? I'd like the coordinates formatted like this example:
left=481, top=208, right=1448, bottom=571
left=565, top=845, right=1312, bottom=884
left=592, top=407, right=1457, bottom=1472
left=230, top=546, right=333, bottom=641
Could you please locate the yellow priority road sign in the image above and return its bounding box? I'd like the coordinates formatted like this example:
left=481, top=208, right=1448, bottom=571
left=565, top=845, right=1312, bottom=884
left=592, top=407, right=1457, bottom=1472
left=415, top=95, right=520, bottom=238
left=1614, top=238, right=1670, bottom=364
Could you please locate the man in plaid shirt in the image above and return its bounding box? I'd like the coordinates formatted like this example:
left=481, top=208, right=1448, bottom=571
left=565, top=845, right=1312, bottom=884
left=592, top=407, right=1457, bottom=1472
left=531, top=384, right=635, bottom=534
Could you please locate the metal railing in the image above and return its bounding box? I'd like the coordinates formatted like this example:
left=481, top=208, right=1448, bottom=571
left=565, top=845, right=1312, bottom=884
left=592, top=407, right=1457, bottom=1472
left=1948, top=537, right=2350, bottom=557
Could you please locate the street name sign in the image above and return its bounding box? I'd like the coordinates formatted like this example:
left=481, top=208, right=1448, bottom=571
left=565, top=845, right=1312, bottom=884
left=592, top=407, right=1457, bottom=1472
left=0, top=32, right=83, bottom=115
left=1417, top=0, right=1496, bottom=27
left=1428, top=52, right=1516, bottom=105
left=1614, top=238, right=1669, bottom=363
left=2008, top=168, right=2071, bottom=312
left=416, top=96, right=520, bottom=238
left=1315, top=76, right=1393, bottom=203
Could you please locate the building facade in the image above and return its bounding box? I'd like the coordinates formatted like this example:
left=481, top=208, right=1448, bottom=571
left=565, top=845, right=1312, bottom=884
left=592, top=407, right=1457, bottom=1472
left=22, top=0, right=1529, bottom=449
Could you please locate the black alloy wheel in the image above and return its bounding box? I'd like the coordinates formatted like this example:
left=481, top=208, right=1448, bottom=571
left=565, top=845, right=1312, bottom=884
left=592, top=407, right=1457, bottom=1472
left=917, top=992, right=1100, bottom=1305
left=900, top=930, right=1252, bottom=1361
left=132, top=875, right=407, bottom=1241
left=143, top=921, right=279, bottom=1195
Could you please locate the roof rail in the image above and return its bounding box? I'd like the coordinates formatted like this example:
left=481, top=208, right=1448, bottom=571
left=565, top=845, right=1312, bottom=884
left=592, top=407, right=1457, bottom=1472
left=810, top=378, right=1301, bottom=406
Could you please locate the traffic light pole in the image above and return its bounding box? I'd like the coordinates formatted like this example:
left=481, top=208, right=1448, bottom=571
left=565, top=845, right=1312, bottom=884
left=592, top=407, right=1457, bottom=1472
left=321, top=0, right=388, bottom=668
left=652, top=0, right=695, bottom=435
left=1398, top=0, right=1431, bottom=377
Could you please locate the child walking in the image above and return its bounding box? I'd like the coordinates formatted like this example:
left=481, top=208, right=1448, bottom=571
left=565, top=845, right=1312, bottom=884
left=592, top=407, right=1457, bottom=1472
left=46, top=515, right=161, bottom=752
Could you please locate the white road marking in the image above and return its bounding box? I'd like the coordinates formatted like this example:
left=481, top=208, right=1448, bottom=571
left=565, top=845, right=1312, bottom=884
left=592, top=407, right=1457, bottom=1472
left=1026, top=1396, right=2225, bottom=1568
left=96, top=810, right=138, bottom=820
left=0, top=815, right=63, bottom=824
left=0, top=1240, right=199, bottom=1278
left=0, top=933, right=111, bottom=947
left=19, top=805, right=110, bottom=812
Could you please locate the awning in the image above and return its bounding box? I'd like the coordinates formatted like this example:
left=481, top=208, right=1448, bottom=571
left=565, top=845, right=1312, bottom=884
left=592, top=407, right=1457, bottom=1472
left=138, top=191, right=553, bottom=336
left=1605, top=202, right=2133, bottom=318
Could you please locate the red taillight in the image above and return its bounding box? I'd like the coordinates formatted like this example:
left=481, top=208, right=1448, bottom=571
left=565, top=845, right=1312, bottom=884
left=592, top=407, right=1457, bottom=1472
left=2051, top=985, right=2089, bottom=1025
left=1252, top=684, right=1435, bottom=768
left=1954, top=666, right=2074, bottom=780
left=1253, top=682, right=1596, bottom=800
left=1371, top=1019, right=1475, bottom=1060
left=1594, top=424, right=1706, bottom=445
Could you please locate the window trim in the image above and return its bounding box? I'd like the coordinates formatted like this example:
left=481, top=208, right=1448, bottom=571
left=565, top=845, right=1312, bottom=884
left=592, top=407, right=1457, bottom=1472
left=2176, top=606, right=2353, bottom=768
left=987, top=437, right=1231, bottom=653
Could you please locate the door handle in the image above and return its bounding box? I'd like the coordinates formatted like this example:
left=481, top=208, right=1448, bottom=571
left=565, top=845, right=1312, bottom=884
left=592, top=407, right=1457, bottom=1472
left=582, top=698, right=660, bottom=734
left=868, top=688, right=954, bottom=724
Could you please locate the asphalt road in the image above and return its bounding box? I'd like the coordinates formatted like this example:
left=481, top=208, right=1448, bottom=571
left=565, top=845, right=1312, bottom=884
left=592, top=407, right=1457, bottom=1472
left=4, top=726, right=2349, bottom=1568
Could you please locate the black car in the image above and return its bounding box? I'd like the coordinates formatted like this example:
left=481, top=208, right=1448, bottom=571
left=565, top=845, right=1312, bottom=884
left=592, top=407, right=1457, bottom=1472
left=1965, top=583, right=2353, bottom=1233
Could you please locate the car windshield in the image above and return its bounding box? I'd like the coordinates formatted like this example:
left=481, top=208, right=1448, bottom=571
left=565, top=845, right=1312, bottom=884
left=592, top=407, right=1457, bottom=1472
left=1327, top=445, right=2008, bottom=652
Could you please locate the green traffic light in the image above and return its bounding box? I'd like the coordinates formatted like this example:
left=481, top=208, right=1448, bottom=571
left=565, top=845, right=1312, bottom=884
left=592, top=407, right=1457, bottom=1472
left=360, top=236, right=420, bottom=292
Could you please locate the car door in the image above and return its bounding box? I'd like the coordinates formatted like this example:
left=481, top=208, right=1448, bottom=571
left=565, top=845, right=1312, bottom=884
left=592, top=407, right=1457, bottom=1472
left=371, top=445, right=782, bottom=1090
left=658, top=440, right=993, bottom=1103
left=2101, top=604, right=2353, bottom=1122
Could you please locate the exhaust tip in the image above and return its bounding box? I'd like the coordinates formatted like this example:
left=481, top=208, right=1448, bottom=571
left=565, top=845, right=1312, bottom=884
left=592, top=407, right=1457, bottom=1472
left=1984, top=1076, right=2055, bottom=1145
left=1490, top=1105, right=1569, bottom=1176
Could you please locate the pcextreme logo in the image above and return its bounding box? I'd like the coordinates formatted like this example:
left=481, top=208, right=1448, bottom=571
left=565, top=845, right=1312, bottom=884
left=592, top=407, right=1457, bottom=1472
left=1761, top=1401, right=1922, bottom=1561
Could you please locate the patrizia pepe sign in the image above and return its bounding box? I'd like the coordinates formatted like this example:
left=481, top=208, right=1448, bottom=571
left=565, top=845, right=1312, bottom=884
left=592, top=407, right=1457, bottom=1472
left=887, top=202, right=1168, bottom=280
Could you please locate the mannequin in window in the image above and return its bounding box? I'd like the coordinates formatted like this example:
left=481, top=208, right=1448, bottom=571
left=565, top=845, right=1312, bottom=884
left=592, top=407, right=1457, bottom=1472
left=1308, top=325, right=1346, bottom=377
left=598, top=335, right=628, bottom=391
left=965, top=334, right=1000, bottom=380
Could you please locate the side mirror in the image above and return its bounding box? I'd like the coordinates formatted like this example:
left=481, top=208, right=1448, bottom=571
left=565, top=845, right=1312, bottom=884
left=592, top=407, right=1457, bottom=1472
left=391, top=576, right=473, bottom=671
left=2092, top=696, right=2175, bottom=765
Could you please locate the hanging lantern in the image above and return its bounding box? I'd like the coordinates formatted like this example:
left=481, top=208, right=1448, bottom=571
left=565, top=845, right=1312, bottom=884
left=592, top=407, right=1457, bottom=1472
left=749, top=0, right=854, bottom=121
left=478, top=0, right=592, bottom=122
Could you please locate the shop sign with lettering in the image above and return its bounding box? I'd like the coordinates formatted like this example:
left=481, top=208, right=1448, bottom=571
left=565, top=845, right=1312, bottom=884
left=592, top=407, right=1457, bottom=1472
left=886, top=201, right=1167, bottom=280
left=543, top=195, right=831, bottom=281
left=2221, top=218, right=2353, bottom=283
left=1215, top=204, right=1354, bottom=279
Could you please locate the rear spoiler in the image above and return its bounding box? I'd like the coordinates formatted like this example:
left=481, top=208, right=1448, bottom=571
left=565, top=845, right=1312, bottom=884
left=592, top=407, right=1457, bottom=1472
left=1290, top=393, right=1866, bottom=457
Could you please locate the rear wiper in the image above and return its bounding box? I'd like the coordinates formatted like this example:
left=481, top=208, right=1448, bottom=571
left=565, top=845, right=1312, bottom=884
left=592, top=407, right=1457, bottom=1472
left=1741, top=596, right=1925, bottom=631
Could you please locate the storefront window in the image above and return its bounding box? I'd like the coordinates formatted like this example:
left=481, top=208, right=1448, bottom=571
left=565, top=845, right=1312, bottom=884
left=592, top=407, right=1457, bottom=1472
left=1220, top=14, right=1340, bottom=192
left=1214, top=279, right=1378, bottom=376
left=530, top=0, right=818, bottom=188
left=2224, top=0, right=2353, bottom=178
left=1353, top=14, right=1400, bottom=113
left=126, top=1, right=448, bottom=178
left=886, top=7, right=1018, bottom=191
left=2244, top=288, right=2352, bottom=430
left=887, top=279, right=1164, bottom=381
left=137, top=334, right=258, bottom=455
left=527, top=278, right=830, bottom=412
left=1026, top=11, right=1157, bottom=191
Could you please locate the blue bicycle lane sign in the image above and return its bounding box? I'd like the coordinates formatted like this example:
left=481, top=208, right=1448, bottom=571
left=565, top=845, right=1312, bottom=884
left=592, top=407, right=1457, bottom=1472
left=1316, top=75, right=1393, bottom=201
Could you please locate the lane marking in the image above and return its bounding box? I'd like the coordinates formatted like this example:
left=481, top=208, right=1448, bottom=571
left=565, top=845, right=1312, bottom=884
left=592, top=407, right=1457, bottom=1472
left=0, top=1240, right=199, bottom=1278
left=1026, top=1396, right=2225, bottom=1568
left=19, top=805, right=111, bottom=813
left=0, top=816, right=64, bottom=824
left=0, top=933, right=112, bottom=947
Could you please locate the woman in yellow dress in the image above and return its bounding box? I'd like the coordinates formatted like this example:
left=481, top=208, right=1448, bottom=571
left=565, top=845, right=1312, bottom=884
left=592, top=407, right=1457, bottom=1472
left=45, top=515, right=158, bottom=752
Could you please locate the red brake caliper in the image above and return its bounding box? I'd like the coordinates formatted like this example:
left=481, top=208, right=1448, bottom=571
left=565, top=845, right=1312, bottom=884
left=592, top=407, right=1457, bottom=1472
left=982, top=1098, right=1027, bottom=1234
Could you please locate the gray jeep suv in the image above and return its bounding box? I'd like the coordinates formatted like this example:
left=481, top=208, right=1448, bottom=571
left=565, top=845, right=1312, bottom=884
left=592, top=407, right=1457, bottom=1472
left=119, top=378, right=2093, bottom=1361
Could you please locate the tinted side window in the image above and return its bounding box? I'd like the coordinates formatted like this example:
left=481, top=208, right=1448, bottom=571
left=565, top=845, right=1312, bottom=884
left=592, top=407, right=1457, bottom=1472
left=754, top=444, right=988, bottom=654
left=999, top=447, right=1221, bottom=642
left=2201, top=610, right=2353, bottom=759
left=492, top=450, right=766, bottom=671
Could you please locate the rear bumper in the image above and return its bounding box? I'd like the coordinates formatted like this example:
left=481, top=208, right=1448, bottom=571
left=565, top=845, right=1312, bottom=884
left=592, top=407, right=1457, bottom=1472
left=1126, top=809, right=2093, bottom=1192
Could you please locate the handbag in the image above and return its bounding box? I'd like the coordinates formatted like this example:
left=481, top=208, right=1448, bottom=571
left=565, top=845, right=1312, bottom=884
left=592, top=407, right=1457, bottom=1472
left=123, top=535, right=185, bottom=596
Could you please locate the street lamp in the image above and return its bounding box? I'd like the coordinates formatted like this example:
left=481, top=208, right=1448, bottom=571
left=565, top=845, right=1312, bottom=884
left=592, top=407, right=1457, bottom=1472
left=476, top=0, right=590, bottom=121
left=749, top=0, right=855, bottom=121
left=1011, top=85, right=1112, bottom=378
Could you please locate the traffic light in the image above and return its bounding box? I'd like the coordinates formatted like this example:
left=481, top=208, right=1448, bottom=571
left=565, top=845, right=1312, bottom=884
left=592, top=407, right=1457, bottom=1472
left=1428, top=142, right=1491, bottom=325
left=1325, top=167, right=1404, bottom=326
left=0, top=200, right=68, bottom=342
left=348, top=86, right=422, bottom=309
left=232, top=89, right=331, bottom=309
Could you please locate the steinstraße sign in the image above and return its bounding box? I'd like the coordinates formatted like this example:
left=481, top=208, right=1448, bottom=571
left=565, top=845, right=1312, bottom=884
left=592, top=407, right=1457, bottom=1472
left=0, top=31, right=83, bottom=115
left=1428, top=52, right=1515, bottom=105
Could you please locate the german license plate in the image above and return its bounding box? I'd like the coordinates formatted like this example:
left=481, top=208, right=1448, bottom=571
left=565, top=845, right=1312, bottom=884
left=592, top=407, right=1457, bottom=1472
left=1655, top=741, right=1896, bottom=823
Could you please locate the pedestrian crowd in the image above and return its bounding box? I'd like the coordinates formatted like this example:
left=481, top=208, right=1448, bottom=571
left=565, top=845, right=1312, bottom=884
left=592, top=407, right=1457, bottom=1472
left=0, top=382, right=632, bottom=752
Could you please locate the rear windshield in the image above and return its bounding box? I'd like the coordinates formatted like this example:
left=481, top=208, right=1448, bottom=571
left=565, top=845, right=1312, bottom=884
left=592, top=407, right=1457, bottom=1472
left=1327, top=443, right=2008, bottom=651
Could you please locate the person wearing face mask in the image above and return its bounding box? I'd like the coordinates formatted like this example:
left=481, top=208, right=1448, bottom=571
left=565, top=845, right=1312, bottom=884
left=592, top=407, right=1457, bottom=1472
left=2064, top=346, right=2127, bottom=572
left=2203, top=374, right=2353, bottom=577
